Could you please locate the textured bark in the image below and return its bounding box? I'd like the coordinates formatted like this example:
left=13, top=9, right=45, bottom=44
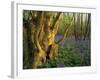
left=31, top=12, right=62, bottom=68
left=32, top=12, right=46, bottom=68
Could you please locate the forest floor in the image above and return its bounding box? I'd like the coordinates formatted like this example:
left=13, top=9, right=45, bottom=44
left=38, top=34, right=91, bottom=68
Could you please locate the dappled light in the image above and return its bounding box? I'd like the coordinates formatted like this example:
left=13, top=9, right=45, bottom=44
left=23, top=10, right=91, bottom=69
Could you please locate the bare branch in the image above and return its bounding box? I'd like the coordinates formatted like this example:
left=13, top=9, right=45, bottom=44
left=51, top=12, right=62, bottom=30
left=56, top=15, right=74, bottom=44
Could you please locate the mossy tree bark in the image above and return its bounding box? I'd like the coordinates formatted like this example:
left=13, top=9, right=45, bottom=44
left=30, top=12, right=62, bottom=68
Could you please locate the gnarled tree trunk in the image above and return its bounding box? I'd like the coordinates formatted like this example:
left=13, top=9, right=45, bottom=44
left=31, top=12, right=62, bottom=68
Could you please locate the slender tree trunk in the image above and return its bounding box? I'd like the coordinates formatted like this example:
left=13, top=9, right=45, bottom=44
left=83, top=14, right=90, bottom=40
left=73, top=13, right=78, bottom=41
left=81, top=13, right=83, bottom=40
